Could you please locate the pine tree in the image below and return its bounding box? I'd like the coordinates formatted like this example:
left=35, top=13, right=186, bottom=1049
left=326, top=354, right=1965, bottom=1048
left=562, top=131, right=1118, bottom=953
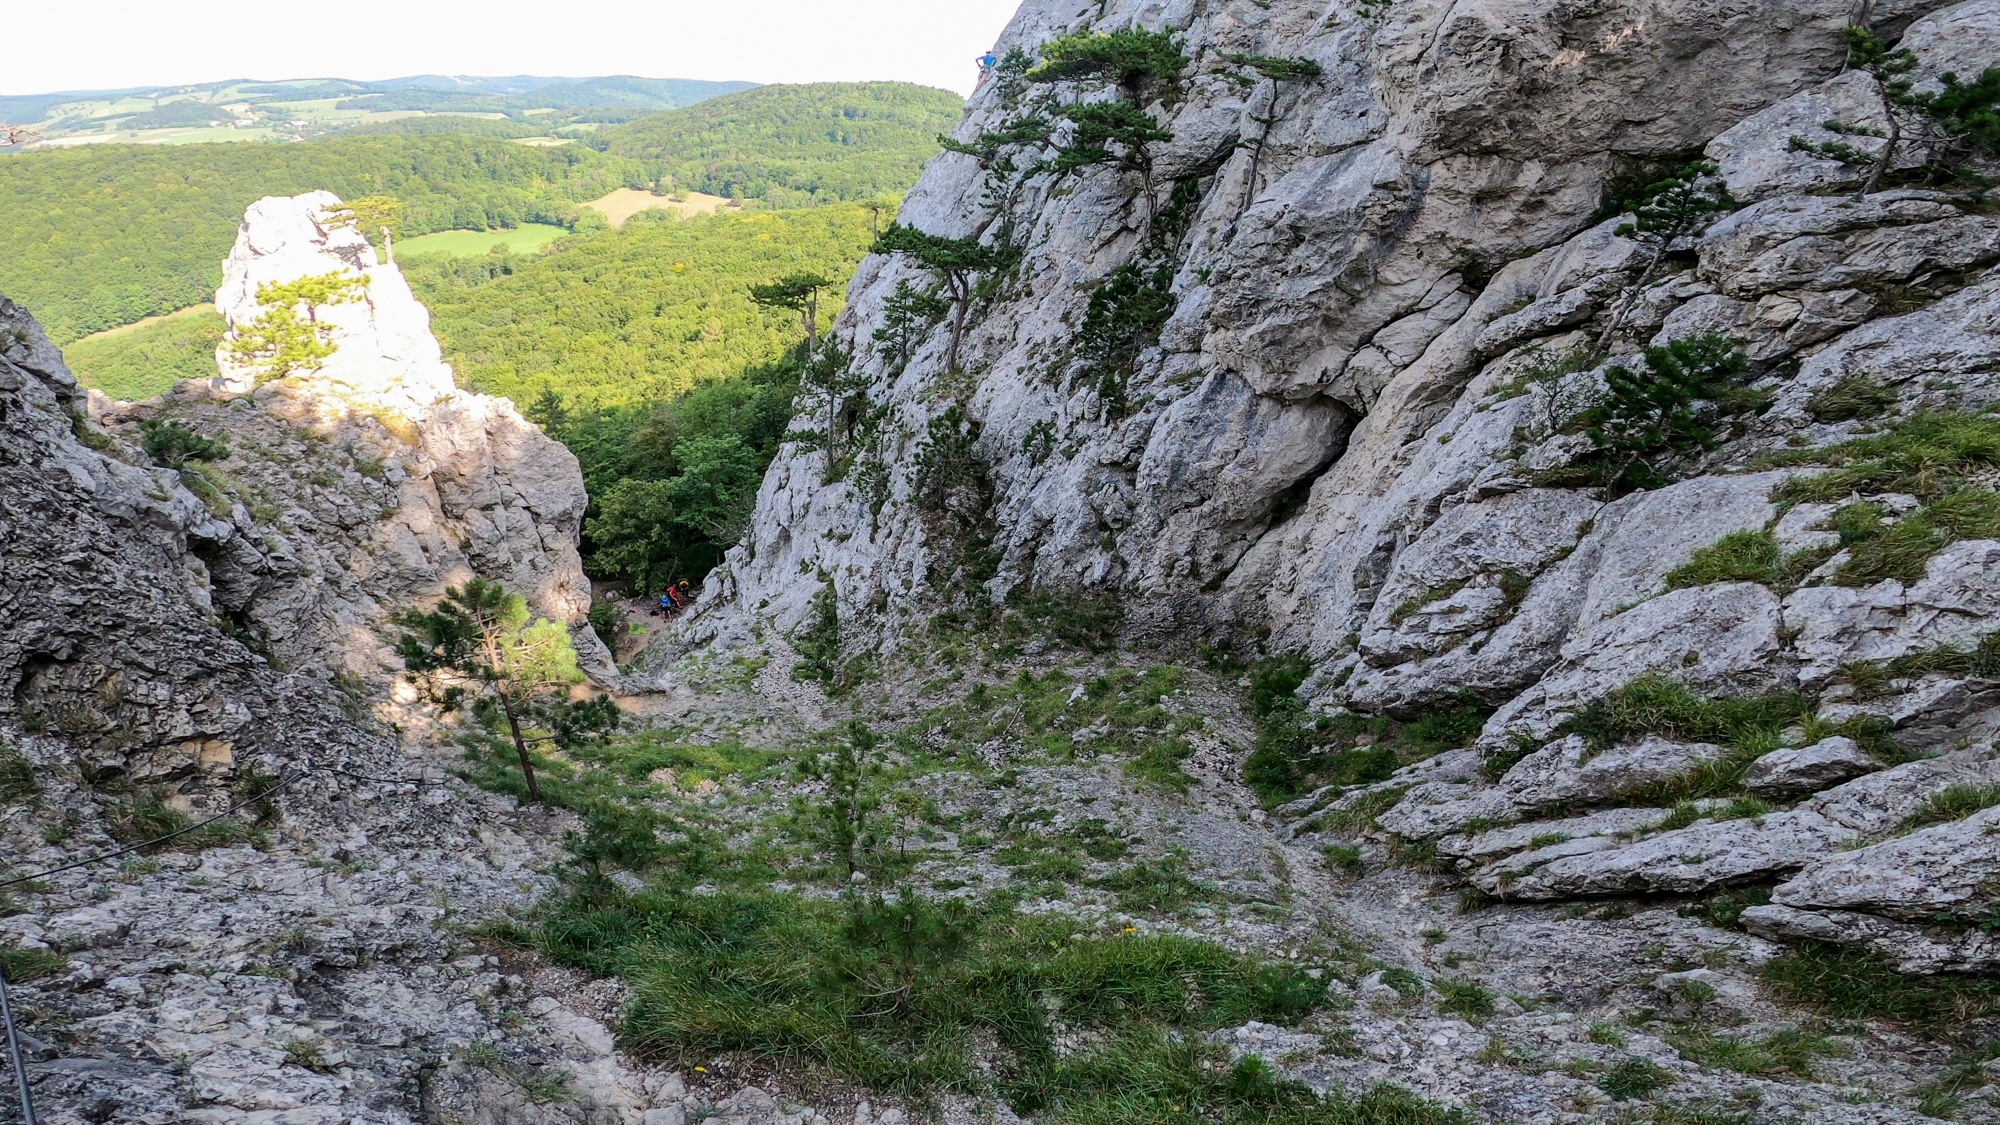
left=138, top=420, right=230, bottom=469
left=393, top=579, right=611, bottom=802
left=749, top=272, right=835, bottom=364
left=226, top=272, right=370, bottom=382
left=1584, top=335, right=1750, bottom=495
left=1592, top=164, right=1732, bottom=360
left=871, top=224, right=1006, bottom=371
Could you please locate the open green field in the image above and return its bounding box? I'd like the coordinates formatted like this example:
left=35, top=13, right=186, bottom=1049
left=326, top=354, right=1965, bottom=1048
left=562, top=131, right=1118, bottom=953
left=397, top=223, right=571, bottom=257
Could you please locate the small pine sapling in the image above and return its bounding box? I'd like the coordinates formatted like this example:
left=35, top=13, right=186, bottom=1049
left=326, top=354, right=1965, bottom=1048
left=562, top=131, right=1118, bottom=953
left=872, top=279, right=951, bottom=376
left=1593, top=163, right=1733, bottom=359
left=796, top=719, right=884, bottom=881
left=841, top=890, right=975, bottom=1016
left=1584, top=334, right=1751, bottom=495
left=139, top=419, right=230, bottom=469
left=392, top=578, right=603, bottom=802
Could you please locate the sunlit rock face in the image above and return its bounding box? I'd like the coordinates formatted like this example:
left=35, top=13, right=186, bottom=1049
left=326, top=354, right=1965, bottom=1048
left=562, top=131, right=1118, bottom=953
left=699, top=0, right=1966, bottom=650
left=694, top=0, right=2000, bottom=972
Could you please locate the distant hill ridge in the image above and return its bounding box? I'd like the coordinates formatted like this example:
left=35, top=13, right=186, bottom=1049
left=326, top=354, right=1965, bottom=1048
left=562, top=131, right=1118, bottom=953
left=0, top=74, right=759, bottom=133
left=601, top=82, right=965, bottom=207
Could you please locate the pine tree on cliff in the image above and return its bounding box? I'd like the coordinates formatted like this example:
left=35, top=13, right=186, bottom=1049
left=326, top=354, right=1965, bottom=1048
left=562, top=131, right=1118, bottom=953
left=750, top=272, right=834, bottom=365
left=871, top=224, right=1008, bottom=372
left=1592, top=163, right=1732, bottom=360
left=393, top=579, right=616, bottom=802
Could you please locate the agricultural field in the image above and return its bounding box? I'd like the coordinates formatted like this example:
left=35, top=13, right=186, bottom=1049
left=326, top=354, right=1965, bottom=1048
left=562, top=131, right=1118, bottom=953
left=581, top=188, right=734, bottom=226
left=396, top=223, right=572, bottom=257
left=1, top=75, right=755, bottom=151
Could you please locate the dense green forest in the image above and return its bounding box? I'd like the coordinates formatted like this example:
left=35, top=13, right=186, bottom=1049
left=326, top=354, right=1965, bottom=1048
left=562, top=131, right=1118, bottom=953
left=401, top=203, right=879, bottom=590
left=63, top=307, right=227, bottom=400
left=601, top=83, right=961, bottom=207
left=405, top=203, right=875, bottom=408
left=0, top=137, right=645, bottom=343
left=19, top=80, right=961, bottom=589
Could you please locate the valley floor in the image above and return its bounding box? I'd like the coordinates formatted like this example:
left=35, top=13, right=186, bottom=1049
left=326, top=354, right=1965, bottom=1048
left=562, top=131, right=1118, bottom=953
left=3, top=614, right=1996, bottom=1124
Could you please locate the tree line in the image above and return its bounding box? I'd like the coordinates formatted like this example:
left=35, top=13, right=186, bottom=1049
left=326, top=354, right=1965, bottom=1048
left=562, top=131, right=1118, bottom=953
left=0, top=135, right=647, bottom=343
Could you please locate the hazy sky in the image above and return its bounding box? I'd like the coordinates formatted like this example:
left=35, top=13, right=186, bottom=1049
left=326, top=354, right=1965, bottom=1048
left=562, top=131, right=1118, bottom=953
left=4, top=0, right=1025, bottom=97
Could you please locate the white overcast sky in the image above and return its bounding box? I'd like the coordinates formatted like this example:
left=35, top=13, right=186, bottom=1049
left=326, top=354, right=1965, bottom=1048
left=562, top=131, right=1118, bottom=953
left=4, top=0, right=1024, bottom=97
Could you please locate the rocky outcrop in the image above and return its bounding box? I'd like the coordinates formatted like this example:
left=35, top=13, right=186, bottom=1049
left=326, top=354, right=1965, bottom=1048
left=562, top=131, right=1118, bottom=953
left=693, top=0, right=1972, bottom=647
left=1, top=295, right=349, bottom=788
left=686, top=0, right=2000, bottom=974
left=0, top=283, right=698, bottom=1124
left=92, top=192, right=604, bottom=690
left=0, top=197, right=645, bottom=1122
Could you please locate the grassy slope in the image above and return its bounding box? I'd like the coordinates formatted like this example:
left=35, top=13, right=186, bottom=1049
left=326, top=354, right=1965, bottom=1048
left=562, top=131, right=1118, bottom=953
left=65, top=305, right=227, bottom=401
left=397, top=223, right=571, bottom=257
left=602, top=82, right=963, bottom=207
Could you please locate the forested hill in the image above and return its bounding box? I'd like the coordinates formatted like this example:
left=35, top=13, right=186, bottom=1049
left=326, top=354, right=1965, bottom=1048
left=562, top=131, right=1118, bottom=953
left=406, top=203, right=875, bottom=411
left=0, top=137, right=644, bottom=343
left=601, top=82, right=963, bottom=207
left=399, top=203, right=881, bottom=589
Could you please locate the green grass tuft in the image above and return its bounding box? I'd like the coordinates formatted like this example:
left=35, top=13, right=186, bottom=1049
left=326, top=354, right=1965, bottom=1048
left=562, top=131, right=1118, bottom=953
left=1759, top=941, right=2000, bottom=1035
left=105, top=790, right=263, bottom=853
left=1841, top=631, right=2000, bottom=699
left=1770, top=411, right=2000, bottom=503
left=1807, top=373, right=1897, bottom=423
left=1435, top=978, right=1496, bottom=1021
left=1091, top=853, right=1216, bottom=916
left=1244, top=658, right=1489, bottom=808
left=1559, top=676, right=1811, bottom=803
left=1596, top=1056, right=1673, bottom=1101
left=1663, top=530, right=1780, bottom=590
left=0, top=946, right=68, bottom=983
left=1666, top=1026, right=1846, bottom=1079
left=1903, top=782, right=2000, bottom=830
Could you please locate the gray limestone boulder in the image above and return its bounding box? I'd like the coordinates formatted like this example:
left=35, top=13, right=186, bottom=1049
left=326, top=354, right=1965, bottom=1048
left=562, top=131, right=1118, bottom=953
left=1771, top=805, right=2000, bottom=922
left=1742, top=737, right=1879, bottom=797
left=1480, top=809, right=1855, bottom=899
left=1706, top=71, right=1893, bottom=200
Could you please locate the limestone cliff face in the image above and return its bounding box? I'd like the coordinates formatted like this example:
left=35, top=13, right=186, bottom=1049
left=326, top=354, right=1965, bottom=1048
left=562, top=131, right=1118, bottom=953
left=0, top=296, right=632, bottom=1125
left=0, top=296, right=357, bottom=789
left=708, top=0, right=1974, bottom=644
left=701, top=0, right=2000, bottom=967
left=94, top=192, right=605, bottom=687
